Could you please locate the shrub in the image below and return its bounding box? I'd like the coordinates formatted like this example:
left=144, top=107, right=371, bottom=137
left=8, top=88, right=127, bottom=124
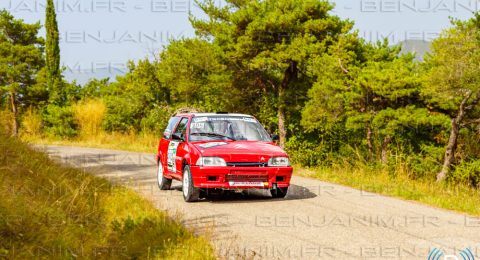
left=73, top=99, right=106, bottom=138
left=42, top=104, right=77, bottom=138
left=103, top=96, right=143, bottom=132
left=451, top=160, right=480, bottom=188
left=402, top=145, right=444, bottom=180
left=285, top=136, right=331, bottom=167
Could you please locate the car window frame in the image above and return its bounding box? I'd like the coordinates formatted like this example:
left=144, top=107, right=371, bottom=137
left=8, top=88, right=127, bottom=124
left=163, top=116, right=181, bottom=140
left=172, top=117, right=189, bottom=141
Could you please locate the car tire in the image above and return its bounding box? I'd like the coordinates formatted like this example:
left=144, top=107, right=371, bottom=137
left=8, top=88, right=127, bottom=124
left=182, top=165, right=200, bottom=202
left=157, top=162, right=172, bottom=190
left=270, top=187, right=288, bottom=199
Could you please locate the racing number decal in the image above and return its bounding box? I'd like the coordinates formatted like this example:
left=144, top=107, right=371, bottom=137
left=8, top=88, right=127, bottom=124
left=167, top=141, right=180, bottom=172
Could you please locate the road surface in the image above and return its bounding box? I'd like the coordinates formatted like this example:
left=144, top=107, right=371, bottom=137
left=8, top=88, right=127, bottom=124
left=38, top=145, right=480, bottom=259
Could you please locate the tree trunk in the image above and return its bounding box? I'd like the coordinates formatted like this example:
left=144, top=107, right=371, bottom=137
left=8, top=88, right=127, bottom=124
left=437, top=93, right=472, bottom=182
left=10, top=91, right=18, bottom=137
left=277, top=62, right=297, bottom=148
left=366, top=125, right=373, bottom=161
left=381, top=136, right=392, bottom=165
left=278, top=81, right=287, bottom=148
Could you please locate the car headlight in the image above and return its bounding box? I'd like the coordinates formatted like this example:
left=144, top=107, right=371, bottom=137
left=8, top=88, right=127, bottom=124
left=196, top=157, right=227, bottom=167
left=268, top=157, right=290, bottom=167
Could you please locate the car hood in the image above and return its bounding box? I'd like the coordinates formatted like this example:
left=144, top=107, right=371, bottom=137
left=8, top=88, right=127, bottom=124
left=192, top=141, right=288, bottom=162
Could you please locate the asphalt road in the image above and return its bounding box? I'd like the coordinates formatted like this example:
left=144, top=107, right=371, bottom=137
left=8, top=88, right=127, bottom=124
left=38, top=145, right=480, bottom=260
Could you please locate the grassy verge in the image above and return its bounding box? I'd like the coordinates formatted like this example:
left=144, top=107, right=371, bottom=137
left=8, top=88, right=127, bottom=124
left=24, top=132, right=157, bottom=153
left=295, top=165, right=480, bottom=216
left=0, top=133, right=215, bottom=259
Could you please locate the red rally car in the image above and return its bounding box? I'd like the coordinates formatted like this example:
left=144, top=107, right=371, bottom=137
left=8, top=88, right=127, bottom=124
left=156, top=113, right=293, bottom=202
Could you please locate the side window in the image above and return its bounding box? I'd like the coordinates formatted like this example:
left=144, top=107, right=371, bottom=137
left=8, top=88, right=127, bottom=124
left=163, top=117, right=180, bottom=139
left=173, top=118, right=189, bottom=139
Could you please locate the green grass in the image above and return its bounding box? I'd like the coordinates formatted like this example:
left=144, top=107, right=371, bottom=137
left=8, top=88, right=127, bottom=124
left=0, top=132, right=215, bottom=259
left=295, top=165, right=480, bottom=216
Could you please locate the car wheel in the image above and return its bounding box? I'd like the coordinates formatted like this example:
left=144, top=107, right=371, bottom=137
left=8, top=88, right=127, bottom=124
left=182, top=165, right=200, bottom=202
left=270, top=187, right=288, bottom=199
left=157, top=162, right=172, bottom=190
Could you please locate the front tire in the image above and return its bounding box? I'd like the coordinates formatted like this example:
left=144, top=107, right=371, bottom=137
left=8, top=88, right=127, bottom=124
left=157, top=162, right=172, bottom=190
left=182, top=165, right=200, bottom=202
left=270, top=187, right=288, bottom=199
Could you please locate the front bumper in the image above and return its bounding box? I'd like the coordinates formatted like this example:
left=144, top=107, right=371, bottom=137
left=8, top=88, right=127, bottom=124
left=190, top=165, right=293, bottom=189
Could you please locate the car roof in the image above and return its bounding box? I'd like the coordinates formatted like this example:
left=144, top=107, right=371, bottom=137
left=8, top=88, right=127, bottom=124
left=175, top=113, right=254, bottom=118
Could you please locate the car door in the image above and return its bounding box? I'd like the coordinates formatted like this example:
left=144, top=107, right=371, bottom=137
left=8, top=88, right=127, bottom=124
left=160, top=117, right=180, bottom=174
left=168, top=117, right=189, bottom=177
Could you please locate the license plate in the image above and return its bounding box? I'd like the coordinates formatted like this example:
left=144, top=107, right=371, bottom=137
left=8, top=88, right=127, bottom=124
left=228, top=181, right=266, bottom=187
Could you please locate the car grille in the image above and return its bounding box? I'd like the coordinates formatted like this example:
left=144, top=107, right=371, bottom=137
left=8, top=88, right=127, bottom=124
left=226, top=162, right=268, bottom=167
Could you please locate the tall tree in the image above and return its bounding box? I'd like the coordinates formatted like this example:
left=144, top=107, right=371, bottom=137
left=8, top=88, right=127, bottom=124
left=303, top=37, right=449, bottom=164
left=45, top=0, right=62, bottom=105
left=191, top=0, right=350, bottom=147
left=423, top=14, right=480, bottom=181
left=0, top=10, right=44, bottom=136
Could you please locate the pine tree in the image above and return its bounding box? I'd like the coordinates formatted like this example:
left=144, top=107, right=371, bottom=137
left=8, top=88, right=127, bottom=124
left=0, top=11, right=44, bottom=136
left=423, top=15, right=480, bottom=181
left=191, top=0, right=350, bottom=147
left=45, top=0, right=62, bottom=105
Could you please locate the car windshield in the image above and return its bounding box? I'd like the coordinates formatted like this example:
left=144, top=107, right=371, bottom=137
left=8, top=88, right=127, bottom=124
left=189, top=116, right=272, bottom=142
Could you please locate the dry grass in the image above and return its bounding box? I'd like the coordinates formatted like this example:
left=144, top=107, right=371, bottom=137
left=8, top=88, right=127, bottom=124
left=20, top=107, right=42, bottom=138
left=0, top=132, right=215, bottom=259
left=73, top=99, right=106, bottom=138
left=0, top=109, right=14, bottom=135
left=26, top=131, right=158, bottom=153
left=295, top=163, right=480, bottom=216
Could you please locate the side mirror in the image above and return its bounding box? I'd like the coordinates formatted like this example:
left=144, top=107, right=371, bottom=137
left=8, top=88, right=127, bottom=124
left=271, top=134, right=280, bottom=141
left=172, top=133, right=185, bottom=142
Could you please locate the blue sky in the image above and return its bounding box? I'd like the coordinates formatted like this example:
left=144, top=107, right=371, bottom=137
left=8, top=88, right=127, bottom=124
left=2, top=0, right=479, bottom=83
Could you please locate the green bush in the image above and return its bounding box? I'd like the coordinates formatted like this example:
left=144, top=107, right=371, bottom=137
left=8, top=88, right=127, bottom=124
left=285, top=136, right=334, bottom=167
left=403, top=145, right=444, bottom=180
left=103, top=96, right=144, bottom=133
left=42, top=104, right=77, bottom=138
left=451, top=160, right=480, bottom=188
left=141, top=105, right=178, bottom=134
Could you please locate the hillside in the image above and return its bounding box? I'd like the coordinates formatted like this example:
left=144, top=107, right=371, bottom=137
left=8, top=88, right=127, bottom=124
left=398, top=39, right=432, bottom=60
left=0, top=132, right=215, bottom=259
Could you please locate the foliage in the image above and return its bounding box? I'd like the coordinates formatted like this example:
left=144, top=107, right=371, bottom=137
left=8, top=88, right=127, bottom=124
left=102, top=60, right=168, bottom=133
left=451, top=160, right=480, bottom=188
left=45, top=0, right=63, bottom=105
left=423, top=14, right=480, bottom=180
left=191, top=0, right=352, bottom=145
left=42, top=104, right=77, bottom=138
left=4, top=6, right=480, bottom=189
left=157, top=39, right=235, bottom=112
left=0, top=10, right=45, bottom=135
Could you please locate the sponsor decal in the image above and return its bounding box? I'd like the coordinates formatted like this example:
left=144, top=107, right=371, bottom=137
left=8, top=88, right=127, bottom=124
left=167, top=141, right=180, bottom=172
left=228, top=181, right=267, bottom=187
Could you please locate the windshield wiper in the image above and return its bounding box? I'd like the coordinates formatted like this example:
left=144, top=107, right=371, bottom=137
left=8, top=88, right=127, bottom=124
left=191, top=132, right=236, bottom=141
